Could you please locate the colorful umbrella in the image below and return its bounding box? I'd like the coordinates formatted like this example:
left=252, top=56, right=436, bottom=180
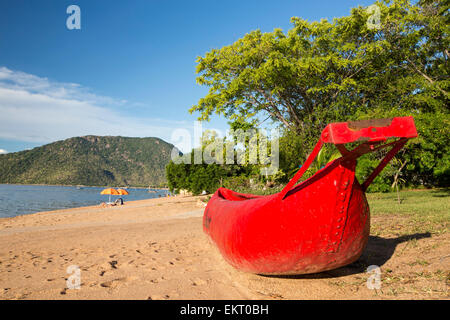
left=116, top=188, right=129, bottom=195
left=100, top=188, right=120, bottom=203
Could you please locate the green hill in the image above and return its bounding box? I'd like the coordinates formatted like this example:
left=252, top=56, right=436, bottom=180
left=0, top=136, right=180, bottom=187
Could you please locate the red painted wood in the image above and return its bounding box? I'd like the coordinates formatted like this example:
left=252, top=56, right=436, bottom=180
left=203, top=117, right=417, bottom=275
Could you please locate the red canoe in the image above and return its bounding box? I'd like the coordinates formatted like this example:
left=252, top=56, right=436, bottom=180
left=203, top=117, right=417, bottom=275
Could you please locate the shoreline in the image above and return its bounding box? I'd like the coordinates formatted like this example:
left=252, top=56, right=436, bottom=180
left=0, top=195, right=179, bottom=222
left=0, top=184, right=172, bottom=220
left=0, top=183, right=169, bottom=190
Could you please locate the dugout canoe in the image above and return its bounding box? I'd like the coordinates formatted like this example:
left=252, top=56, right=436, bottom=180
left=203, top=117, right=417, bottom=275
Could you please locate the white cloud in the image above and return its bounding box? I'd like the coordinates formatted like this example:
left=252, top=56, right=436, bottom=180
left=0, top=149, right=7, bottom=154
left=0, top=67, right=125, bottom=106
left=0, top=66, right=191, bottom=150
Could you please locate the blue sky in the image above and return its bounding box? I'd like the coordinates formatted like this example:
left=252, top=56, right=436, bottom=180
left=0, top=0, right=375, bottom=153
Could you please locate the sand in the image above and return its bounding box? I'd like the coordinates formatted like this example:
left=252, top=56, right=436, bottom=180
left=0, top=195, right=448, bottom=300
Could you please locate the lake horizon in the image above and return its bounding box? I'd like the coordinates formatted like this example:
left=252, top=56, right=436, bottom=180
left=0, top=184, right=170, bottom=219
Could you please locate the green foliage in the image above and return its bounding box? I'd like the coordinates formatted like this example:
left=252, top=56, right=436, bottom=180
left=191, top=0, right=448, bottom=139
left=313, top=146, right=342, bottom=171
left=186, top=0, right=449, bottom=193
left=190, top=165, right=226, bottom=195
left=278, top=130, right=311, bottom=179
left=354, top=110, right=450, bottom=190
left=166, top=128, right=275, bottom=195
left=222, top=175, right=251, bottom=191
left=0, top=136, right=176, bottom=187
left=166, top=161, right=230, bottom=195
left=166, top=162, right=190, bottom=192
left=356, top=156, right=393, bottom=192
left=403, top=112, right=450, bottom=187
left=166, top=153, right=260, bottom=195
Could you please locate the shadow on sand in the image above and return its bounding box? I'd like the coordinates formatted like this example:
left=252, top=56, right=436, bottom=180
left=261, top=232, right=431, bottom=280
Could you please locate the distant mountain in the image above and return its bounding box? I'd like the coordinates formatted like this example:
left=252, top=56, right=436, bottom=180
left=0, top=136, right=180, bottom=187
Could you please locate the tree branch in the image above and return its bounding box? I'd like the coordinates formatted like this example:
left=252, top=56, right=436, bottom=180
left=243, top=92, right=294, bottom=130
left=255, top=88, right=295, bottom=129
left=405, top=57, right=449, bottom=97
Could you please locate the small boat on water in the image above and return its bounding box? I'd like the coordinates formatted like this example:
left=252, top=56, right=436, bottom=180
left=203, top=117, right=417, bottom=275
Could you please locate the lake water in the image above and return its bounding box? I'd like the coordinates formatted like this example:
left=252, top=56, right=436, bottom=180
left=0, top=184, right=170, bottom=218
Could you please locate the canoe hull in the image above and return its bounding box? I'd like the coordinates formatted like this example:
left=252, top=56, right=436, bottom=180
left=203, top=117, right=417, bottom=275
left=203, top=159, right=370, bottom=275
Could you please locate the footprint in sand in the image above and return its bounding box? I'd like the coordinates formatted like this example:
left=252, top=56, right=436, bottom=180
left=185, top=266, right=198, bottom=272
left=191, top=278, right=207, bottom=286
left=100, top=276, right=137, bottom=289
left=96, top=260, right=119, bottom=276
left=148, top=294, right=170, bottom=300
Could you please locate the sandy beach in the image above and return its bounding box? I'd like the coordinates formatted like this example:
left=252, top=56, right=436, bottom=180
left=0, top=195, right=448, bottom=300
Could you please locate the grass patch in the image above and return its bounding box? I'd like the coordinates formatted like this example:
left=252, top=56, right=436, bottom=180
left=367, top=188, right=449, bottom=236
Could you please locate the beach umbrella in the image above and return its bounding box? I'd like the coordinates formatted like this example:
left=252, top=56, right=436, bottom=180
left=116, top=188, right=129, bottom=195
left=100, top=188, right=120, bottom=203
left=116, top=188, right=129, bottom=205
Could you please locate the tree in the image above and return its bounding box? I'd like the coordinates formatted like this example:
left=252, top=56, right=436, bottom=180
left=188, top=0, right=449, bottom=189
left=190, top=0, right=448, bottom=138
